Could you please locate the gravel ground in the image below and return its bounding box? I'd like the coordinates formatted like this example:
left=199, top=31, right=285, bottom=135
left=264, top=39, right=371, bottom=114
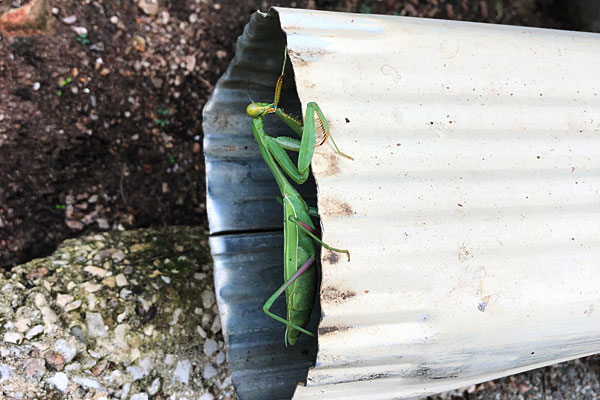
left=0, top=227, right=234, bottom=399
left=431, top=357, right=600, bottom=399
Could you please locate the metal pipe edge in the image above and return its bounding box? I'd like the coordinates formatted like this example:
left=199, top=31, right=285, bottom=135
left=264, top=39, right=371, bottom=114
left=202, top=9, right=319, bottom=400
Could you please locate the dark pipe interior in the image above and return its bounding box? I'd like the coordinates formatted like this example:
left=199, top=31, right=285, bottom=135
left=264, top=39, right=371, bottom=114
left=204, top=10, right=319, bottom=400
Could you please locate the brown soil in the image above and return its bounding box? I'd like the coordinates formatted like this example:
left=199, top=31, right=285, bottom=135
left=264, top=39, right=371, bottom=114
left=0, top=0, right=567, bottom=270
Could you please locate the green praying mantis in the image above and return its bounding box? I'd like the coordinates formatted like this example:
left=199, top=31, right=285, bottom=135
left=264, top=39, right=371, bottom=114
left=246, top=49, right=352, bottom=346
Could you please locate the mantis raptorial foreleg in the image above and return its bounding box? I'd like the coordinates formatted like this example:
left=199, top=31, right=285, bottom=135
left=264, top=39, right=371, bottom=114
left=246, top=48, right=353, bottom=186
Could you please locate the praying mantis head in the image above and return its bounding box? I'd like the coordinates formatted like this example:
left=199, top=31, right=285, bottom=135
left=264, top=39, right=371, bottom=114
left=246, top=102, right=276, bottom=118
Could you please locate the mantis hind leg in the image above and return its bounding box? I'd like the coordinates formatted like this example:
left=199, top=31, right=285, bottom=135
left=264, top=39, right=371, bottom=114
left=289, top=215, right=351, bottom=262
left=262, top=256, right=316, bottom=344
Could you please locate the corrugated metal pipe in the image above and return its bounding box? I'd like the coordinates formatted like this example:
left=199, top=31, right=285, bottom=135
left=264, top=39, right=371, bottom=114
left=203, top=7, right=600, bottom=400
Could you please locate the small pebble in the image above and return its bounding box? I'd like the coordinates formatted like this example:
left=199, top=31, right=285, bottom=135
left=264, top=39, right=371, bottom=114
left=14, top=318, right=30, bottom=332
left=148, top=377, right=161, bottom=395
left=203, top=339, right=218, bottom=356
left=82, top=282, right=103, bottom=293
left=130, top=347, right=141, bottom=361
left=117, top=310, right=128, bottom=323
left=144, top=325, right=154, bottom=336
left=24, top=358, right=46, bottom=380
left=115, top=273, right=128, bottom=286
left=4, top=331, right=23, bottom=344
left=25, top=325, right=44, bottom=340
left=127, top=365, right=144, bottom=381
left=72, top=26, right=88, bottom=36
left=210, top=315, right=221, bottom=334
left=62, top=15, right=77, bottom=24
left=70, top=326, right=87, bottom=344
left=201, top=289, right=215, bottom=308
left=0, top=364, right=12, bottom=383
left=54, top=338, right=78, bottom=362
left=84, top=266, right=108, bottom=277
left=102, top=276, right=116, bottom=288
left=129, top=243, right=147, bottom=252
left=203, top=363, right=217, bottom=379
left=197, top=326, right=207, bottom=338
left=112, top=250, right=125, bottom=262
left=56, top=293, right=74, bottom=307
left=44, top=351, right=66, bottom=371
left=173, top=360, right=191, bottom=384
left=47, top=372, right=68, bottom=392
left=65, top=300, right=82, bottom=312
left=64, top=362, right=81, bottom=372
left=73, top=376, right=102, bottom=389
left=121, top=382, right=131, bottom=399
left=114, top=324, right=129, bottom=349
left=88, top=294, right=97, bottom=310
left=164, top=354, right=175, bottom=365
left=169, top=308, right=182, bottom=325
left=86, top=312, right=108, bottom=338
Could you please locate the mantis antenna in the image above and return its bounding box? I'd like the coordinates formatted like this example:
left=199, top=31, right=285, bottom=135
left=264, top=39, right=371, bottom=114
left=246, top=78, right=255, bottom=103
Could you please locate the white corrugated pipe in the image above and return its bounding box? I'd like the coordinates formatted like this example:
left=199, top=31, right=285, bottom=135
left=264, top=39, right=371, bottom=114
left=203, top=7, right=600, bottom=400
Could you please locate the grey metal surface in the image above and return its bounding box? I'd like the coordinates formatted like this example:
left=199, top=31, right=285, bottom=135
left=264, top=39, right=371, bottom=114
left=210, top=232, right=319, bottom=400
left=203, top=10, right=318, bottom=400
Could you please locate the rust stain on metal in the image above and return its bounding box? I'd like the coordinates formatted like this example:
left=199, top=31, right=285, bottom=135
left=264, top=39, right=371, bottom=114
left=317, top=325, right=349, bottom=335
left=301, top=79, right=316, bottom=89
left=320, top=198, right=354, bottom=217
left=288, top=48, right=326, bottom=67
left=320, top=153, right=341, bottom=176
left=323, top=250, right=340, bottom=265
left=357, top=372, right=393, bottom=381
left=321, top=286, right=356, bottom=303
